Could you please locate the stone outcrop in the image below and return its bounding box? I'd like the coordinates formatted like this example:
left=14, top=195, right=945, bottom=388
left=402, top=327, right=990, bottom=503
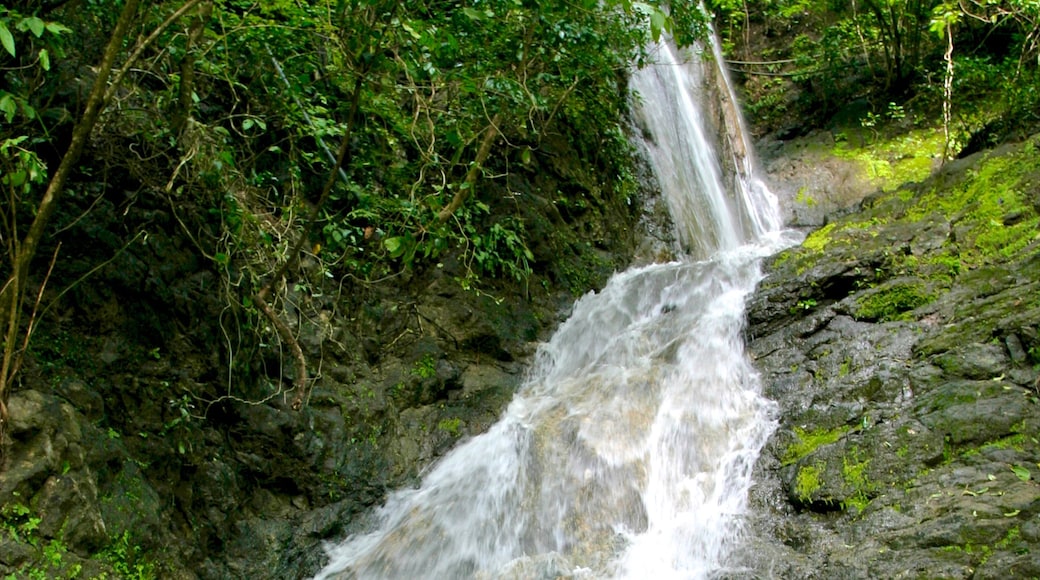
left=737, top=136, right=1040, bottom=578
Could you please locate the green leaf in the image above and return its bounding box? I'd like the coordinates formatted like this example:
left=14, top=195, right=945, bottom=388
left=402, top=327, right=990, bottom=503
left=462, top=7, right=485, bottom=21
left=38, top=48, right=49, bottom=71
left=1011, top=465, right=1031, bottom=481
left=650, top=9, right=668, bottom=42
left=1, top=135, right=28, bottom=151
left=0, top=94, right=16, bottom=123
left=44, top=22, right=71, bottom=35
left=384, top=236, right=405, bottom=258
left=0, top=21, right=16, bottom=57
left=7, top=169, right=26, bottom=187
left=26, top=17, right=45, bottom=38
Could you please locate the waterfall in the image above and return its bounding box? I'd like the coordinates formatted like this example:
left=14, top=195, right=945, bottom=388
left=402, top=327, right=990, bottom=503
left=313, top=36, right=789, bottom=580
left=630, top=40, right=781, bottom=258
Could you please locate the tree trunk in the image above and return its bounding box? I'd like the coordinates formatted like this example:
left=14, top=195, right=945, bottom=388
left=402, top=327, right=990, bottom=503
left=1, top=0, right=142, bottom=463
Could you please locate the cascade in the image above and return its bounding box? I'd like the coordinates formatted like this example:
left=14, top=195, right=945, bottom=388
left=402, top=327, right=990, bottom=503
left=313, top=36, right=789, bottom=580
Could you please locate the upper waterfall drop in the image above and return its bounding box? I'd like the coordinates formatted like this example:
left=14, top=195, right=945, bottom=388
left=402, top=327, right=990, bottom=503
left=630, top=39, right=781, bottom=259
left=312, top=32, right=789, bottom=580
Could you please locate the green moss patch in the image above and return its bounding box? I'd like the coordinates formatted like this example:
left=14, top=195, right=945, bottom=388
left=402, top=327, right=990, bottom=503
left=782, top=425, right=851, bottom=466
left=905, top=140, right=1040, bottom=267
left=841, top=447, right=877, bottom=512
left=832, top=126, right=945, bottom=192
left=853, top=282, right=935, bottom=322
left=795, top=464, right=824, bottom=503
left=802, top=222, right=837, bottom=253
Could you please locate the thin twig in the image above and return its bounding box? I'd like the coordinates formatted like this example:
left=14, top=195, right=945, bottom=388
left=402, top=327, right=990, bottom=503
left=11, top=244, right=62, bottom=382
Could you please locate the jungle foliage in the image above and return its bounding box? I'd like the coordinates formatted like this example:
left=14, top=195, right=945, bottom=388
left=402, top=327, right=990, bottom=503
left=708, top=0, right=1040, bottom=151
left=0, top=0, right=707, bottom=440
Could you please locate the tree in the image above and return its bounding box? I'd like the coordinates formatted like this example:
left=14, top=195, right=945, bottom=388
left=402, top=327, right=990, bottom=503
left=859, top=0, right=934, bottom=91
left=1, top=0, right=681, bottom=456
left=1, top=0, right=208, bottom=461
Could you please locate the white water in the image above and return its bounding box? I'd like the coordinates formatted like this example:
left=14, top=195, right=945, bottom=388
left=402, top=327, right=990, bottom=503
left=315, top=38, right=788, bottom=580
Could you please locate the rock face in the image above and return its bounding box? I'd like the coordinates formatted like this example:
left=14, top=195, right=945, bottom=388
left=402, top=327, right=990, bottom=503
left=738, top=136, right=1040, bottom=578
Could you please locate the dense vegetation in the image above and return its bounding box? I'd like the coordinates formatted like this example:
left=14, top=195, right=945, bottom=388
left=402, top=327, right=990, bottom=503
left=708, top=0, right=1040, bottom=154
left=0, top=0, right=702, bottom=435
left=0, top=1, right=693, bottom=576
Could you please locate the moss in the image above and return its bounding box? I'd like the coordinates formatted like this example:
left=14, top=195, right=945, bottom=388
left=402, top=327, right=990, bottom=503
left=838, top=357, right=852, bottom=377
left=835, top=216, right=888, bottom=235
left=795, top=187, right=817, bottom=207
left=841, top=447, right=876, bottom=513
left=904, top=142, right=1040, bottom=267
left=958, top=433, right=1031, bottom=461
left=922, top=252, right=962, bottom=281
left=436, top=417, right=462, bottom=435
left=782, top=425, right=850, bottom=465
left=831, top=126, right=945, bottom=192
left=985, top=433, right=1029, bottom=451
left=795, top=464, right=823, bottom=502
left=853, top=282, right=935, bottom=322
left=802, top=223, right=837, bottom=253
left=772, top=249, right=793, bottom=268
left=995, top=526, right=1021, bottom=551
left=411, top=354, right=437, bottom=379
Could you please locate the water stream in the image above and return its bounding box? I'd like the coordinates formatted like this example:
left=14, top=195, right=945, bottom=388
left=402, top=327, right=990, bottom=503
left=314, top=38, right=789, bottom=580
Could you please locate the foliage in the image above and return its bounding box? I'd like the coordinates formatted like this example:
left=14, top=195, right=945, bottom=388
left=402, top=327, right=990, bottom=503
left=97, top=531, right=156, bottom=580
left=0, top=500, right=85, bottom=579
left=411, top=354, right=437, bottom=379
left=707, top=0, right=1040, bottom=144
left=0, top=0, right=687, bottom=425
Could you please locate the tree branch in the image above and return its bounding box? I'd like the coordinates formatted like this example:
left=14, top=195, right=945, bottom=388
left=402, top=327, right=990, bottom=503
left=1, top=0, right=141, bottom=465
left=437, top=112, right=503, bottom=223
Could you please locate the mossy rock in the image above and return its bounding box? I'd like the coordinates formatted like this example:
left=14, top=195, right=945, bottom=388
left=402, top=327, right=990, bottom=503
left=852, top=280, right=935, bottom=322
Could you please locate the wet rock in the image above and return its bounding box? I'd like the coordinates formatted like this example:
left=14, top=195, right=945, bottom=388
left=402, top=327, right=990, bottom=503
left=740, top=137, right=1040, bottom=578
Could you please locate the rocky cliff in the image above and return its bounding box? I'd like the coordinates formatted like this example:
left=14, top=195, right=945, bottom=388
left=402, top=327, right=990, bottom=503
left=738, top=134, right=1040, bottom=578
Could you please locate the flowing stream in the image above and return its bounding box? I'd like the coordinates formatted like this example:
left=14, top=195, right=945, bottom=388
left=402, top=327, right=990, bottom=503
left=314, top=38, right=789, bottom=580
